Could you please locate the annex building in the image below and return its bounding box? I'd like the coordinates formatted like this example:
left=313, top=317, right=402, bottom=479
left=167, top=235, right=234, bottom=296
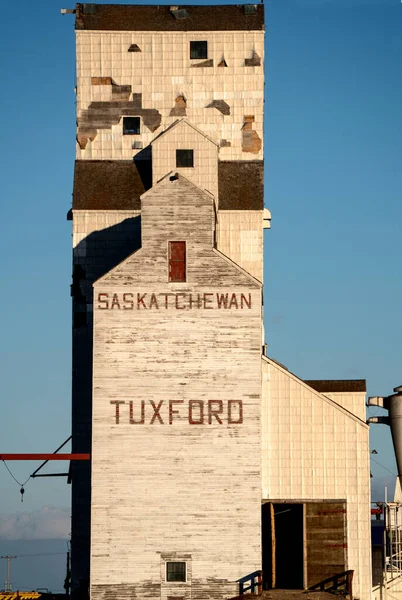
left=68, top=4, right=372, bottom=600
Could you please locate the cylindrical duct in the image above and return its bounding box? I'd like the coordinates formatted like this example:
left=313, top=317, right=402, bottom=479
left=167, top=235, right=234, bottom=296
left=388, top=386, right=402, bottom=485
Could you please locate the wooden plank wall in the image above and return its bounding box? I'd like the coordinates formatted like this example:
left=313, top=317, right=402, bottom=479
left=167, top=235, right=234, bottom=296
left=306, top=502, right=347, bottom=588
left=91, top=175, right=262, bottom=600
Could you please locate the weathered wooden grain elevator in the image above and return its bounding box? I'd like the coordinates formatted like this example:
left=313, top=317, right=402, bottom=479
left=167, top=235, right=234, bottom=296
left=69, top=4, right=372, bottom=600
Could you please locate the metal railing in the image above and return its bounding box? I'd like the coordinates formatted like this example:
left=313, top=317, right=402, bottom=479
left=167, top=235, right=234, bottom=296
left=308, top=569, right=354, bottom=598
left=237, top=570, right=263, bottom=596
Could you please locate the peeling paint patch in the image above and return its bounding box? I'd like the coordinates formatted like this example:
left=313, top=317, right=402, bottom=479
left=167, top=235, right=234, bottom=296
left=191, top=59, right=213, bottom=68
left=77, top=91, right=162, bottom=148
left=169, top=95, right=187, bottom=117
left=206, top=100, right=230, bottom=116
left=242, top=115, right=261, bottom=154
left=77, top=128, right=97, bottom=149
left=220, top=139, right=231, bottom=147
left=128, top=44, right=141, bottom=52
left=112, top=84, right=132, bottom=100
left=245, top=51, right=261, bottom=67
left=91, top=78, right=132, bottom=100
left=91, top=77, right=113, bottom=85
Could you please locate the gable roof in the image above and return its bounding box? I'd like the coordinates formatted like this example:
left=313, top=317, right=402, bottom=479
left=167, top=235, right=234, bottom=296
left=75, top=4, right=265, bottom=32
left=95, top=172, right=262, bottom=287
left=151, top=119, right=219, bottom=147
left=140, top=169, right=214, bottom=201
left=263, top=355, right=369, bottom=429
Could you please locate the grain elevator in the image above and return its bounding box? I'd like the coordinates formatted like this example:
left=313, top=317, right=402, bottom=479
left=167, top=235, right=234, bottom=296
left=69, top=4, right=372, bottom=600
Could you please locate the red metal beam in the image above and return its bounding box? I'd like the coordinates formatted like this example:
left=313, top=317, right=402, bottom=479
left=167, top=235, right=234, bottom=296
left=0, top=454, right=90, bottom=461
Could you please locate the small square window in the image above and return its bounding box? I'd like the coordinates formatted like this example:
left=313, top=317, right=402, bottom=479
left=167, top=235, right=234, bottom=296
left=176, top=149, right=193, bottom=168
left=166, top=562, right=186, bottom=582
left=190, top=41, right=207, bottom=60
left=123, top=117, right=140, bottom=135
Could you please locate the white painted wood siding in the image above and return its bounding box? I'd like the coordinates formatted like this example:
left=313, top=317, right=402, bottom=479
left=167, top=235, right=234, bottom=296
left=91, top=176, right=262, bottom=600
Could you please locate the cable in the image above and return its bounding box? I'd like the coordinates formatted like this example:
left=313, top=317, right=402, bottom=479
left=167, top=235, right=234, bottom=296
left=371, top=457, right=398, bottom=478
left=15, top=552, right=67, bottom=558
left=2, top=461, right=31, bottom=502
left=2, top=461, right=31, bottom=487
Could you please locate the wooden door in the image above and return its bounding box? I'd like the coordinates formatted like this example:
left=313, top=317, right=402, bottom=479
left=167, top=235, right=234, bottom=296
left=305, top=502, right=347, bottom=588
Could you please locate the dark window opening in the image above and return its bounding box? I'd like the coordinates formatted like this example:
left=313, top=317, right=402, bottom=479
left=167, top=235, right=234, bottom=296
left=166, top=562, right=186, bottom=582
left=190, top=41, right=207, bottom=59
left=176, top=149, right=193, bottom=168
left=169, top=241, right=186, bottom=283
left=123, top=117, right=140, bottom=135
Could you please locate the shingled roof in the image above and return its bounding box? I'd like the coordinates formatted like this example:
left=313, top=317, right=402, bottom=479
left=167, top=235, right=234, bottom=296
left=73, top=160, right=146, bottom=210
left=73, top=160, right=264, bottom=211
left=75, top=3, right=265, bottom=31
left=219, top=161, right=264, bottom=210
left=305, top=380, right=367, bottom=393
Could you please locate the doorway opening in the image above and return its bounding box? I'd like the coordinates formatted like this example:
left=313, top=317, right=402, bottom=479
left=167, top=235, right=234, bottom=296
left=262, top=503, right=304, bottom=590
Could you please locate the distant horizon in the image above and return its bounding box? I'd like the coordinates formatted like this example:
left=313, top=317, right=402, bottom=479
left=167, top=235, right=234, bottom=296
left=0, top=539, right=69, bottom=593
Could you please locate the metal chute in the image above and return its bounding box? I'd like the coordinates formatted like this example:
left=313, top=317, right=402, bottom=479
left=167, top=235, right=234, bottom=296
left=368, top=385, right=402, bottom=483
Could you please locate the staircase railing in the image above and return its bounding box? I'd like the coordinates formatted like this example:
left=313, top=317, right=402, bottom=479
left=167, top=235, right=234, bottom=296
left=237, top=570, right=263, bottom=596
left=307, top=569, right=354, bottom=598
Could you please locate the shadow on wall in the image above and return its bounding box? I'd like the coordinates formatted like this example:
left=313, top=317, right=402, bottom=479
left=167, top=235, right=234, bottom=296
left=73, top=215, right=142, bottom=311
left=70, top=210, right=143, bottom=591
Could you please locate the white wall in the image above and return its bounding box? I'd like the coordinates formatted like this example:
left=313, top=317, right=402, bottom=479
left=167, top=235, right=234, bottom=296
left=262, top=357, right=372, bottom=600
left=76, top=30, right=264, bottom=160
left=217, top=210, right=263, bottom=282
left=323, top=391, right=367, bottom=422
left=152, top=120, right=219, bottom=199
left=91, top=176, right=262, bottom=600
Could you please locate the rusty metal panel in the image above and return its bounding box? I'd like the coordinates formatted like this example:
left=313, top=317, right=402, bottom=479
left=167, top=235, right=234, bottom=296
left=306, top=502, right=347, bottom=588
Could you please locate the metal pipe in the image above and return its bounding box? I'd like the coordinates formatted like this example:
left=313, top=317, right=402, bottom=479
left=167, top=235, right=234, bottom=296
left=0, top=454, right=89, bottom=460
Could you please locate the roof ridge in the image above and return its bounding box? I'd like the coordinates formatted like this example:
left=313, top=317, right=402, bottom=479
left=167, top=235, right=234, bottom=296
left=262, top=356, right=369, bottom=428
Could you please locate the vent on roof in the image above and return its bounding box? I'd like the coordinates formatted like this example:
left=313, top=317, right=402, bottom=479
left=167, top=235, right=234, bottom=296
left=244, top=4, right=258, bottom=15
left=132, top=141, right=143, bottom=150
left=170, top=7, right=189, bottom=19
left=128, top=44, right=141, bottom=53
left=82, top=3, right=96, bottom=15
left=218, top=58, right=228, bottom=67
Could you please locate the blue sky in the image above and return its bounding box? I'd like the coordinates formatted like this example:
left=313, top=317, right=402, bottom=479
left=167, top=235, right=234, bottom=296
left=0, top=0, right=401, bottom=545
